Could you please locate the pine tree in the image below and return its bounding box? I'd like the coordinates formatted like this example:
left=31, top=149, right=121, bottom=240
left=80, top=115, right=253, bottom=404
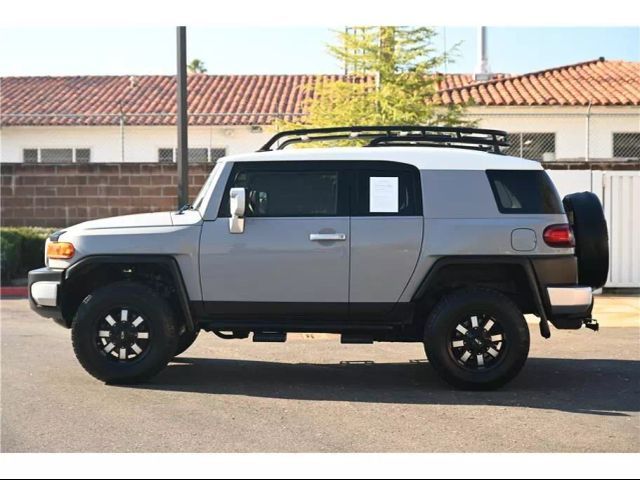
left=284, top=27, right=466, bottom=130
left=187, top=59, right=207, bottom=74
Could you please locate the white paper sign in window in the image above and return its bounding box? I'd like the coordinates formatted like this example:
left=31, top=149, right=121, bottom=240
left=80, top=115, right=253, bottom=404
left=369, top=177, right=399, bottom=213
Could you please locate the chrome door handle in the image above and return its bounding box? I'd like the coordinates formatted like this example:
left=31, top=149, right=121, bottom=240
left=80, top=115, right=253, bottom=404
left=309, top=233, right=347, bottom=241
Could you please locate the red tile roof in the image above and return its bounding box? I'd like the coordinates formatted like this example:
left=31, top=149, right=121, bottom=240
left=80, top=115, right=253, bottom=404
left=1, top=74, right=337, bottom=126
left=437, top=59, right=640, bottom=107
left=1, top=59, right=637, bottom=126
left=0, top=73, right=504, bottom=126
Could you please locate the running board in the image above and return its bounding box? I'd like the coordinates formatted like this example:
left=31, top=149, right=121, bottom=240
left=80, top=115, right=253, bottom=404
left=253, top=331, right=287, bottom=342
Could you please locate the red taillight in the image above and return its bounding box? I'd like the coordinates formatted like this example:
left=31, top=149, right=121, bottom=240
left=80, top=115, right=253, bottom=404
left=543, top=224, right=575, bottom=248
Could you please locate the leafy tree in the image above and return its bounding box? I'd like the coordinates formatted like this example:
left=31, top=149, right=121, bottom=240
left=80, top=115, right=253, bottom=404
left=187, top=59, right=208, bottom=74
left=283, top=27, right=467, bottom=130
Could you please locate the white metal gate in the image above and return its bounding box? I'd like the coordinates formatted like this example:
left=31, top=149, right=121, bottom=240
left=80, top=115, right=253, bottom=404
left=602, top=172, right=640, bottom=287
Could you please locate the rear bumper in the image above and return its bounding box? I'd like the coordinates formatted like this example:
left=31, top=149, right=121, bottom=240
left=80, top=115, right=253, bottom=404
left=545, top=285, right=595, bottom=330
left=530, top=256, right=595, bottom=324
left=547, top=286, right=593, bottom=316
left=529, top=256, right=597, bottom=331
left=28, top=267, right=67, bottom=327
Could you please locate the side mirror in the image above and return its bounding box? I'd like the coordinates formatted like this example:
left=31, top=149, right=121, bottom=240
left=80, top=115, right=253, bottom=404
left=229, top=187, right=245, bottom=234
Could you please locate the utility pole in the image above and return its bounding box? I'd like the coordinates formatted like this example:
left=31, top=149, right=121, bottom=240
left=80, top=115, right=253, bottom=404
left=474, top=26, right=492, bottom=82
left=176, top=26, right=189, bottom=208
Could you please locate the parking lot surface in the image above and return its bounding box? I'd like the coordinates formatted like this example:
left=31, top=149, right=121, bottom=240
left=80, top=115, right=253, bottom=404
left=1, top=298, right=639, bottom=452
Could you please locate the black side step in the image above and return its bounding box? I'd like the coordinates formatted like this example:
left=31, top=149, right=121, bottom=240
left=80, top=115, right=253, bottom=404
left=253, top=331, right=287, bottom=343
left=341, top=333, right=374, bottom=344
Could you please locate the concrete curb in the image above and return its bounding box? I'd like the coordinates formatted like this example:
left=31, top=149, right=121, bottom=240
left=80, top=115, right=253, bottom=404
left=0, top=286, right=28, bottom=298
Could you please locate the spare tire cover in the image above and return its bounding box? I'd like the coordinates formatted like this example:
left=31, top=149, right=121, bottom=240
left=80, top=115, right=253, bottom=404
left=563, top=192, right=609, bottom=289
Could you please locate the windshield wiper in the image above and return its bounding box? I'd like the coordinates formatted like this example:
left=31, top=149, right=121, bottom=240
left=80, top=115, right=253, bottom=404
left=177, top=203, right=192, bottom=214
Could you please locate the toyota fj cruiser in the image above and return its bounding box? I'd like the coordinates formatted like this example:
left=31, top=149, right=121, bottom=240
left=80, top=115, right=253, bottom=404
left=28, top=126, right=609, bottom=389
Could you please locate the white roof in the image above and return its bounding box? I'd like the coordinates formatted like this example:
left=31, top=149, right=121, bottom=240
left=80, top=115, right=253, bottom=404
left=219, top=147, right=543, bottom=171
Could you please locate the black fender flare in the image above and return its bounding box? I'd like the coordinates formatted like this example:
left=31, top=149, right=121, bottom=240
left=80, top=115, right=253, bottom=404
left=411, top=256, right=552, bottom=338
left=64, top=255, right=196, bottom=332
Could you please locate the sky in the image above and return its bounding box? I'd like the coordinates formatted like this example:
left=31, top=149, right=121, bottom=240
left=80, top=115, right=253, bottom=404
left=0, top=26, right=638, bottom=77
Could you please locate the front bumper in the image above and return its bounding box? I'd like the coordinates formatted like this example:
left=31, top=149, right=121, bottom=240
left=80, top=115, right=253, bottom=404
left=28, top=267, right=67, bottom=327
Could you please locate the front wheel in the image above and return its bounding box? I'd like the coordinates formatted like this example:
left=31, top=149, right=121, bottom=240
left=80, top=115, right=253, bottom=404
left=424, top=288, right=530, bottom=390
left=71, top=281, right=178, bottom=384
left=174, top=329, right=199, bottom=357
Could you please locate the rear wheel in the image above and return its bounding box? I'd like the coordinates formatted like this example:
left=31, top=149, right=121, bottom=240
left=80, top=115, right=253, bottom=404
left=424, top=288, right=530, bottom=390
left=71, top=282, right=178, bottom=384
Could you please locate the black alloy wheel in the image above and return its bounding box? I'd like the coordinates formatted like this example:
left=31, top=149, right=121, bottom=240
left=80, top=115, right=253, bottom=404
left=96, top=307, right=151, bottom=362
left=424, top=288, right=530, bottom=390
left=449, top=313, right=506, bottom=371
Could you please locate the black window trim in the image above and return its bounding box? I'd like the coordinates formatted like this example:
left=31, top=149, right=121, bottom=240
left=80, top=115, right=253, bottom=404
left=218, top=160, right=423, bottom=219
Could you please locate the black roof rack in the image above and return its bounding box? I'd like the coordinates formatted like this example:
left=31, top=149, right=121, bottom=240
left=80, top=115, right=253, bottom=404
left=259, top=125, right=509, bottom=154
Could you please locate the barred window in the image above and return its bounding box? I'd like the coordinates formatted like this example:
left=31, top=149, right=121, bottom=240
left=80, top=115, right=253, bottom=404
left=188, top=148, right=209, bottom=163
left=158, top=148, right=174, bottom=163
left=75, top=148, right=91, bottom=163
left=613, top=133, right=640, bottom=159
left=505, top=133, right=556, bottom=161
left=22, top=148, right=91, bottom=163
left=23, top=149, right=38, bottom=163
left=158, top=147, right=224, bottom=163
left=40, top=148, right=73, bottom=163
left=210, top=148, right=227, bottom=163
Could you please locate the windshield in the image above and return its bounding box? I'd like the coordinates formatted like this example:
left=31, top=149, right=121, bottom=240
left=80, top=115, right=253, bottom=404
left=192, top=163, right=222, bottom=211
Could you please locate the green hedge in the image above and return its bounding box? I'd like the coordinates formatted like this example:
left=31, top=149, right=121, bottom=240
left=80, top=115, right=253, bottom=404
left=0, top=227, right=57, bottom=283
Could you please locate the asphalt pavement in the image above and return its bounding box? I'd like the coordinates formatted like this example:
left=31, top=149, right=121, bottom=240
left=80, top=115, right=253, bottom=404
left=1, top=298, right=638, bottom=452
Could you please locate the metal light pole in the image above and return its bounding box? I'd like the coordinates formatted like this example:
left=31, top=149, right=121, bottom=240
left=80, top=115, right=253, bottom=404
left=176, top=26, right=189, bottom=208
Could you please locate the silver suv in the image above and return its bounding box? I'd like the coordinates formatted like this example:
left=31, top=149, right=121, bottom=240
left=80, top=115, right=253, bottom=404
left=28, top=126, right=609, bottom=390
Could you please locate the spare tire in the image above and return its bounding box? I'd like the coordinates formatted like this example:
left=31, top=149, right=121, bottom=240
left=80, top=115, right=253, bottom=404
left=562, top=192, right=609, bottom=289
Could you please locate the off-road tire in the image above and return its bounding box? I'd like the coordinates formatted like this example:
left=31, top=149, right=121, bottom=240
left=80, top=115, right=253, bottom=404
left=424, top=287, right=530, bottom=390
left=175, top=329, right=199, bottom=357
left=71, top=281, right=178, bottom=384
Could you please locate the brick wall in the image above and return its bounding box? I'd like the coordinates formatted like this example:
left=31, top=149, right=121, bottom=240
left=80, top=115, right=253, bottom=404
left=4, top=160, right=639, bottom=228
left=0, top=163, right=212, bottom=227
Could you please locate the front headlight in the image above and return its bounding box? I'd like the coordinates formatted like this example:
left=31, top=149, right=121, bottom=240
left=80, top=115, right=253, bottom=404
left=46, top=241, right=75, bottom=260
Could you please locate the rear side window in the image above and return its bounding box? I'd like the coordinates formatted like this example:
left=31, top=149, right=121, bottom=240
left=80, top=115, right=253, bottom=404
left=486, top=170, right=563, bottom=214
